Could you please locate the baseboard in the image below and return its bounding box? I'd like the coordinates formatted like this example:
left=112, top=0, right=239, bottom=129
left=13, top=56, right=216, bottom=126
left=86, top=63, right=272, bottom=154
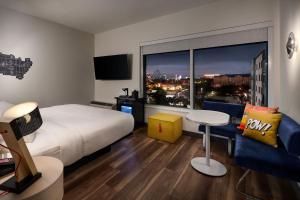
left=183, top=130, right=203, bottom=138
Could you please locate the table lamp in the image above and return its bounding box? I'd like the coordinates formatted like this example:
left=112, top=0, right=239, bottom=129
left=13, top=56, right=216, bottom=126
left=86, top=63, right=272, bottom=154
left=0, top=102, right=42, bottom=193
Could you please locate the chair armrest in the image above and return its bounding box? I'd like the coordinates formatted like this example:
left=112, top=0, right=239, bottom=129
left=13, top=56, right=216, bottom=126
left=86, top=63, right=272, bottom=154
left=278, top=114, right=300, bottom=156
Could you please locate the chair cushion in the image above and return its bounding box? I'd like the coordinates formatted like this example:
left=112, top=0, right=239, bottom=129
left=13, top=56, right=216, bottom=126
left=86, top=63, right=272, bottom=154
left=235, top=134, right=300, bottom=182
left=199, top=123, right=241, bottom=138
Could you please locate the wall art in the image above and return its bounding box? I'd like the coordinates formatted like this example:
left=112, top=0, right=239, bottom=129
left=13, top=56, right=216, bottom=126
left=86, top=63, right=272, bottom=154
left=0, top=52, right=33, bottom=80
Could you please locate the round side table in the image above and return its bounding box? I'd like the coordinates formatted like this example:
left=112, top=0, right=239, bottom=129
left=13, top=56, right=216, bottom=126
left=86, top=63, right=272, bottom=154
left=0, top=156, right=64, bottom=200
left=186, top=110, right=230, bottom=176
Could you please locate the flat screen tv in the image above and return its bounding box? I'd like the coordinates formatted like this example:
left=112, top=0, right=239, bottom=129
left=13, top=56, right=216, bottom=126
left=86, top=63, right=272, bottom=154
left=93, top=54, right=132, bottom=80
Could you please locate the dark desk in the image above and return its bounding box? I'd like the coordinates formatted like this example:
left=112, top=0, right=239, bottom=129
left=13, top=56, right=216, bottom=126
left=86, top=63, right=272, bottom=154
left=115, top=96, right=145, bottom=128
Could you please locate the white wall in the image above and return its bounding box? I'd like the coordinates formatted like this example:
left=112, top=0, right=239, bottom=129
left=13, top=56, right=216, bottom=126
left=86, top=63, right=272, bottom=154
left=0, top=7, right=94, bottom=107
left=94, top=0, right=277, bottom=132
left=94, top=0, right=276, bottom=103
left=279, top=0, right=300, bottom=123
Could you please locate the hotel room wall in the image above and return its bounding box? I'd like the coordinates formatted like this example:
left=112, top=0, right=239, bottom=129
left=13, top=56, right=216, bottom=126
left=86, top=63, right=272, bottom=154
left=94, top=0, right=278, bottom=132
left=0, top=7, right=94, bottom=107
left=280, top=0, right=300, bottom=123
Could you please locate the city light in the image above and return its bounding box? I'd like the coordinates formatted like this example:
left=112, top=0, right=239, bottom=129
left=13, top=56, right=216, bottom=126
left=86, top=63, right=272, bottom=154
left=145, top=43, right=268, bottom=108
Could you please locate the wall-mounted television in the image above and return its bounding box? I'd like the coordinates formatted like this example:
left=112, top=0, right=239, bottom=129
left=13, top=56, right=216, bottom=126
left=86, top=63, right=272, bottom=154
left=93, top=54, right=132, bottom=80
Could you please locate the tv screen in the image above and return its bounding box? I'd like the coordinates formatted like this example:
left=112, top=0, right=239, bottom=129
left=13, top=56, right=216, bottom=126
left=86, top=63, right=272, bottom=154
left=93, top=54, right=132, bottom=80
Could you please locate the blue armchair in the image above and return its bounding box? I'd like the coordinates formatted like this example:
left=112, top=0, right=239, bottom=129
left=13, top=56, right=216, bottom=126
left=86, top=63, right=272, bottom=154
left=234, top=113, right=300, bottom=200
left=197, top=101, right=300, bottom=199
left=198, top=101, right=245, bottom=155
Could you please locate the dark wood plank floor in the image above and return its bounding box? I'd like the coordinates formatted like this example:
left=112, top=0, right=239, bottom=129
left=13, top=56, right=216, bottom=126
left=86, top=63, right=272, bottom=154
left=63, top=127, right=299, bottom=200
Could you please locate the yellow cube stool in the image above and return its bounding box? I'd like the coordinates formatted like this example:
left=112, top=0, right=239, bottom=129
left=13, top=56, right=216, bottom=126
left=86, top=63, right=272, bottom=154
left=148, top=113, right=182, bottom=143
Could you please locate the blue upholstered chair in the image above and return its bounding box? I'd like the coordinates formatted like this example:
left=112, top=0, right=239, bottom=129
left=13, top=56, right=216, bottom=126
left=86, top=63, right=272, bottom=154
left=234, top=113, right=300, bottom=200
left=198, top=101, right=245, bottom=155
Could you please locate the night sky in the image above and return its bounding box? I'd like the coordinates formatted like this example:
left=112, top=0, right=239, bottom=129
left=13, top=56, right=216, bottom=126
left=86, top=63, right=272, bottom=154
left=146, top=42, right=267, bottom=78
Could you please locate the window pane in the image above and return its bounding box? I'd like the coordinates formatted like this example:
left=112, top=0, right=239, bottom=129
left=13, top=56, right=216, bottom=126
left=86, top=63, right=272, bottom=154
left=194, top=42, right=268, bottom=109
left=145, top=51, right=190, bottom=108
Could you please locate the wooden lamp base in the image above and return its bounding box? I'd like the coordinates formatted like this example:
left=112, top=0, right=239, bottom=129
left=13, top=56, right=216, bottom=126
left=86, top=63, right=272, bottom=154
left=0, top=102, right=44, bottom=194
left=0, top=172, right=42, bottom=194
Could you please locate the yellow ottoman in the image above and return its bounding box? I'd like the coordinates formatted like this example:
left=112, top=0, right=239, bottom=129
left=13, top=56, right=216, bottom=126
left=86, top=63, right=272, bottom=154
left=148, top=113, right=182, bottom=143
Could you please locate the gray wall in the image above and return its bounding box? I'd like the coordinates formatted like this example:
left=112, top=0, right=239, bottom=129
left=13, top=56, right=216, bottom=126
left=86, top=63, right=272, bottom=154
left=0, top=7, right=94, bottom=107
left=280, top=0, right=300, bottom=123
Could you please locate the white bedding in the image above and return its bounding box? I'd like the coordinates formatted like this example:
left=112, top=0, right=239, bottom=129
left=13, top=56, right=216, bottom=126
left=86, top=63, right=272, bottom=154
left=27, top=116, right=82, bottom=165
left=1, top=103, right=134, bottom=166
left=39, top=104, right=134, bottom=165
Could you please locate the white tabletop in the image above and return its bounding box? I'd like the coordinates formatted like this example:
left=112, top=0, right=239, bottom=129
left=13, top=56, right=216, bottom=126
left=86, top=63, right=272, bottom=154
left=186, top=110, right=230, bottom=126
left=1, top=156, right=64, bottom=200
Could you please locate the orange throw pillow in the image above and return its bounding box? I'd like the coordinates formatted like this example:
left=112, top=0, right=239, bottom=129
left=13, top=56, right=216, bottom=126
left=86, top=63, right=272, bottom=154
left=242, top=110, right=282, bottom=148
left=238, top=104, right=279, bottom=130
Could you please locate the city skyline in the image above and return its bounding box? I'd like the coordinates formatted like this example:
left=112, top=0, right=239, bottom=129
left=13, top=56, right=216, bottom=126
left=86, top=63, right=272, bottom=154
left=145, top=42, right=267, bottom=78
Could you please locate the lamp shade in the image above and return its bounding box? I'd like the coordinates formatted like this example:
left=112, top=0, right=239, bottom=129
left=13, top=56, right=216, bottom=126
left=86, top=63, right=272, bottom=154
left=3, top=102, right=43, bottom=140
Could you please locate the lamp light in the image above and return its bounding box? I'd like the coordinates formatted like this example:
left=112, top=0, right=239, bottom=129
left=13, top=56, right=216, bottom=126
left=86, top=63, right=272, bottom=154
left=0, top=102, right=42, bottom=193
left=286, top=32, right=296, bottom=59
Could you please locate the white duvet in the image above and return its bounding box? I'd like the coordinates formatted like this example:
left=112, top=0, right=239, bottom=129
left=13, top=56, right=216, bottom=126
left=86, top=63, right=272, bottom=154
left=2, top=104, right=134, bottom=166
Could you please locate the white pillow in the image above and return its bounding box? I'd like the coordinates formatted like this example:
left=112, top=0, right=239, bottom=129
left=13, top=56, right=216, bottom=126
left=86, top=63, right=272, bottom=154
left=0, top=101, right=13, bottom=116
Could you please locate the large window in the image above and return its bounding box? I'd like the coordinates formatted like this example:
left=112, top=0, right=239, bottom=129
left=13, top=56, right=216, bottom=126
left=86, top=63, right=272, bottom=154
left=145, top=51, right=190, bottom=108
left=194, top=42, right=268, bottom=109
left=142, top=28, right=269, bottom=109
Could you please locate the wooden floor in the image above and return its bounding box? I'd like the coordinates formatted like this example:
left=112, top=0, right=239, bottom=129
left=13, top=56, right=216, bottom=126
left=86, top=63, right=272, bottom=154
left=64, top=127, right=299, bottom=200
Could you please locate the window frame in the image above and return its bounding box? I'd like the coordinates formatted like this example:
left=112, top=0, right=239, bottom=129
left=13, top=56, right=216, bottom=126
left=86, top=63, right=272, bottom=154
left=143, top=50, right=191, bottom=108
left=143, top=41, right=269, bottom=109
left=140, top=24, right=274, bottom=110
left=192, top=41, right=268, bottom=109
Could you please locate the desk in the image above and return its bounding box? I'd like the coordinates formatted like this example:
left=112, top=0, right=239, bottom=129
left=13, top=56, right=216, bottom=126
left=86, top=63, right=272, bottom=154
left=186, top=110, right=230, bottom=176
left=0, top=156, right=64, bottom=200
left=115, top=96, right=144, bottom=128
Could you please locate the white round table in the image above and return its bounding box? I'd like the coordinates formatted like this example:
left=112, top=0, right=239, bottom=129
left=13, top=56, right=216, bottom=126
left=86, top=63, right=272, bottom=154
left=186, top=110, right=230, bottom=176
left=0, top=156, right=64, bottom=200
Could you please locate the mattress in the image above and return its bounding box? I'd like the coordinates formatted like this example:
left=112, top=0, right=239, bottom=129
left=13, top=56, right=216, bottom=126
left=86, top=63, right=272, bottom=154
left=0, top=103, right=134, bottom=166
left=27, top=116, right=82, bottom=165
left=39, top=104, right=134, bottom=165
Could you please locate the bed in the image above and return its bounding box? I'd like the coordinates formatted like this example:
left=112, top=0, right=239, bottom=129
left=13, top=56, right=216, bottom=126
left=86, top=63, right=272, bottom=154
left=0, top=102, right=134, bottom=166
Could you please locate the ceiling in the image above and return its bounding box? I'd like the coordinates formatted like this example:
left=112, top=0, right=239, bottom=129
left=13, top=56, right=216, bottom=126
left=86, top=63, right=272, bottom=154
left=0, top=0, right=219, bottom=33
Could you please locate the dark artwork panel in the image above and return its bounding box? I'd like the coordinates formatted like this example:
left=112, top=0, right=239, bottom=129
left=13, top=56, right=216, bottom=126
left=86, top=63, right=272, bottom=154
left=0, top=53, right=33, bottom=80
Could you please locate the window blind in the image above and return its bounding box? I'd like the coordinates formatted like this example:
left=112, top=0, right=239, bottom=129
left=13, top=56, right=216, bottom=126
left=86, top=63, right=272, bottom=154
left=141, top=28, right=268, bottom=55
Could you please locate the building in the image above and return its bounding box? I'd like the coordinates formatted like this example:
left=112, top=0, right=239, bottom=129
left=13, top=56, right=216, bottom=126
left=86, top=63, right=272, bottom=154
left=251, top=50, right=268, bottom=106
left=212, top=74, right=250, bottom=87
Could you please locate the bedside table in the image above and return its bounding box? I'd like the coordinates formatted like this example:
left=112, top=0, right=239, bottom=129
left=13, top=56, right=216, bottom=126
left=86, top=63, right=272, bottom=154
left=0, top=156, right=64, bottom=200
left=115, top=96, right=145, bottom=128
